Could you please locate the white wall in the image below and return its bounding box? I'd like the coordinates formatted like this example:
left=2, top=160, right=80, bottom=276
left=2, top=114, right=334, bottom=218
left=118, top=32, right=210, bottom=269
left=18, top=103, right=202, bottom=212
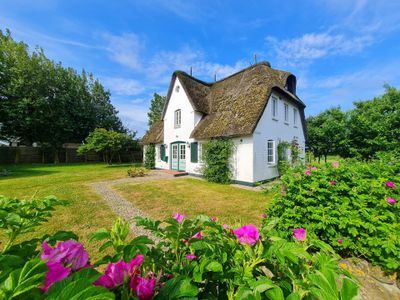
left=252, top=91, right=306, bottom=182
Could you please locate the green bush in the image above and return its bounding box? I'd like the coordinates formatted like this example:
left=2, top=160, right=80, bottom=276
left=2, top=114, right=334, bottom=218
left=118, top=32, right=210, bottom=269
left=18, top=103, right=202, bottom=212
left=144, top=144, right=156, bottom=169
left=127, top=167, right=148, bottom=177
left=202, top=138, right=234, bottom=184
left=266, top=155, right=400, bottom=271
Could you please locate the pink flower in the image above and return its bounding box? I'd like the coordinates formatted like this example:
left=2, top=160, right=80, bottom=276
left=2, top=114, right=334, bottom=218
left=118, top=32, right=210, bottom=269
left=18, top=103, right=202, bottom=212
left=173, top=213, right=185, bottom=224
left=337, top=239, right=343, bottom=244
left=130, top=275, right=157, bottom=300
left=233, top=224, right=259, bottom=246
left=311, top=167, right=317, bottom=171
left=41, top=240, right=89, bottom=270
left=223, top=224, right=229, bottom=230
left=293, top=228, right=307, bottom=241
left=94, top=255, right=144, bottom=289
left=386, top=182, right=395, bottom=188
left=186, top=254, right=197, bottom=261
left=261, top=213, right=268, bottom=218
left=210, top=217, right=218, bottom=222
left=42, top=262, right=71, bottom=292
left=191, top=231, right=203, bottom=239
left=329, top=180, right=337, bottom=185
left=182, top=239, right=189, bottom=246
left=332, top=161, right=339, bottom=168
left=387, top=197, right=397, bottom=205
left=305, top=170, right=311, bottom=176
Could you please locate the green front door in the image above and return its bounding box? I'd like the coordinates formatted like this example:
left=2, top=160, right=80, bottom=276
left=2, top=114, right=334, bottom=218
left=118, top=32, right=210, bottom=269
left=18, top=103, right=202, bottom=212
left=170, top=142, right=186, bottom=171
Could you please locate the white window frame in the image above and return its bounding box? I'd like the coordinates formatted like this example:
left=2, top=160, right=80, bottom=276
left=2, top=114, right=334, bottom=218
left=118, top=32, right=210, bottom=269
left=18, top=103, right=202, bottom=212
left=157, top=145, right=161, bottom=162
left=174, top=109, right=181, bottom=128
left=272, top=96, right=278, bottom=119
left=198, top=143, right=203, bottom=162
left=284, top=103, right=289, bottom=123
left=267, top=140, right=276, bottom=165
left=293, top=108, right=298, bottom=125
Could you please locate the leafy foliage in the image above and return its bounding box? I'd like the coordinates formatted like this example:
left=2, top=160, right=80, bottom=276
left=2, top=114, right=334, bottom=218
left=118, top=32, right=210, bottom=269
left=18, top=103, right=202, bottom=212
left=202, top=138, right=234, bottom=184
left=144, top=144, right=156, bottom=169
left=127, top=167, right=148, bottom=178
left=0, top=30, right=125, bottom=162
left=77, top=128, right=136, bottom=164
left=147, top=93, right=166, bottom=127
left=266, top=155, right=400, bottom=271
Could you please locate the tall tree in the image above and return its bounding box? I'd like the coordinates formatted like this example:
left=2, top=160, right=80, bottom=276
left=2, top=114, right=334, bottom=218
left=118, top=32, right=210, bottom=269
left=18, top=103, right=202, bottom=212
left=147, top=93, right=166, bottom=126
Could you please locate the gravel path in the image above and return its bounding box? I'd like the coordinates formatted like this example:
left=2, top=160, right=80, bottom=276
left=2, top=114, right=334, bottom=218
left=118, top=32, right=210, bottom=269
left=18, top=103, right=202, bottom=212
left=90, top=171, right=174, bottom=243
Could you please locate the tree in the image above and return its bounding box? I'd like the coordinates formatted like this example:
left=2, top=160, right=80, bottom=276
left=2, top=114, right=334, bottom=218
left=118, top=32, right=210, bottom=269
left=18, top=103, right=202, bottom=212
left=306, top=107, right=347, bottom=162
left=0, top=30, right=126, bottom=163
left=147, top=93, right=166, bottom=126
left=77, top=128, right=134, bottom=164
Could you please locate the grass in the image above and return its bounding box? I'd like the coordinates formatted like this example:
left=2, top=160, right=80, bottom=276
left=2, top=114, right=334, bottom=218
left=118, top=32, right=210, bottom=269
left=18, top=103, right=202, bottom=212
left=114, top=178, right=272, bottom=226
left=0, top=163, right=137, bottom=255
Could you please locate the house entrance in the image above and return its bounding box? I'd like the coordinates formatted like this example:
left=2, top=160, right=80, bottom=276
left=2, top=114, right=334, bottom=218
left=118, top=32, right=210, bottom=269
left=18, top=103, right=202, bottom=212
left=171, top=142, right=186, bottom=171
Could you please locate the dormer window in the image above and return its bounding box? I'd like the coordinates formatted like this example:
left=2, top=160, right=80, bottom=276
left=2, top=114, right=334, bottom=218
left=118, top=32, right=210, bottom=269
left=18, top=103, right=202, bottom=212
left=174, top=109, right=181, bottom=128
left=285, top=75, right=297, bottom=94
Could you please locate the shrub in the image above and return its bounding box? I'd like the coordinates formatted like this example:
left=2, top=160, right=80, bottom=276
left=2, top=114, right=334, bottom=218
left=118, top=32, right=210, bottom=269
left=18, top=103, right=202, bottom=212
left=143, top=144, right=156, bottom=169
left=266, top=156, right=400, bottom=272
left=127, top=167, right=148, bottom=178
left=202, top=138, right=234, bottom=184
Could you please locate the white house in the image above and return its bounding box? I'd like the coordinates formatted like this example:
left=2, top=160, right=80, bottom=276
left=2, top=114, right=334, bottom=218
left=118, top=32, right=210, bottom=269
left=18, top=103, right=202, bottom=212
left=141, top=61, right=306, bottom=186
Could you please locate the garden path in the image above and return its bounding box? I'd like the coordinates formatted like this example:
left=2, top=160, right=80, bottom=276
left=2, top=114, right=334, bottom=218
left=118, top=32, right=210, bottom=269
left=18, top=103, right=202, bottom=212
left=90, top=170, right=175, bottom=243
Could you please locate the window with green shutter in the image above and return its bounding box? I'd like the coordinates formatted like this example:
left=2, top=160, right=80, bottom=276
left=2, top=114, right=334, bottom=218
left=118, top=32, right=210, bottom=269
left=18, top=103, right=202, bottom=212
left=160, top=144, right=166, bottom=162
left=190, top=142, right=198, bottom=163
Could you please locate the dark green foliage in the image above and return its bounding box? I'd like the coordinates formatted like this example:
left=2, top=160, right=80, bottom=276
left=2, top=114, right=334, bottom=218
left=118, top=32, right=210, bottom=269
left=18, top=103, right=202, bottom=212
left=147, top=93, right=166, bottom=126
left=277, top=141, right=290, bottom=176
left=266, top=155, right=400, bottom=271
left=144, top=144, right=156, bottom=169
left=202, top=138, right=233, bottom=184
left=0, top=30, right=125, bottom=163
left=190, top=142, right=198, bottom=163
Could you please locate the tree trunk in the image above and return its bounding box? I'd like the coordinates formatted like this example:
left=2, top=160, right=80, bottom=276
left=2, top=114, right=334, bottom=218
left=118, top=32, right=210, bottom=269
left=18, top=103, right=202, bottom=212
left=324, top=155, right=327, bottom=163
left=54, top=149, right=59, bottom=164
left=318, top=156, right=321, bottom=163
left=118, top=153, right=121, bottom=163
left=14, top=148, right=20, bottom=164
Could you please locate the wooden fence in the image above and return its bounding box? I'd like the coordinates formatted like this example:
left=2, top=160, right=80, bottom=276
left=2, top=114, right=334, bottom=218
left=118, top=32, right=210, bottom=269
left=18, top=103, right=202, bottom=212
left=0, top=146, right=142, bottom=164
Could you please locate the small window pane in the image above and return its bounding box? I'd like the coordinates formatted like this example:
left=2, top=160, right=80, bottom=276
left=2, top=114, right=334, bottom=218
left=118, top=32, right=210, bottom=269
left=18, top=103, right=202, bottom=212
left=267, top=140, right=275, bottom=164
left=284, top=103, right=289, bottom=122
left=293, top=108, right=297, bottom=125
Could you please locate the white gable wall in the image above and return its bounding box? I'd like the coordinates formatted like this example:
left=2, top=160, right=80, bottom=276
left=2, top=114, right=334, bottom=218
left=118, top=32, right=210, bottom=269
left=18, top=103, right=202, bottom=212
left=252, top=91, right=306, bottom=182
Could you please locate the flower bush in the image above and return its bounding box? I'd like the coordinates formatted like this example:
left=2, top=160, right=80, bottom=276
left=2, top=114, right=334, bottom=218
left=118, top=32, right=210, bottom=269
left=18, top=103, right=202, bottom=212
left=127, top=167, right=149, bottom=177
left=0, top=196, right=359, bottom=299
left=266, top=155, right=400, bottom=271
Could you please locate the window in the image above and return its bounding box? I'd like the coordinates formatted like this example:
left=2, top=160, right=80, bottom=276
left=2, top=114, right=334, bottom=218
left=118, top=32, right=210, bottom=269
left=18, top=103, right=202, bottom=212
left=175, top=85, right=180, bottom=93
left=172, top=145, right=178, bottom=159
left=293, top=108, right=297, bottom=125
left=267, top=140, right=276, bottom=164
left=198, top=143, right=203, bottom=162
left=180, top=144, right=186, bottom=160
left=272, top=97, right=278, bottom=118
left=284, top=103, right=289, bottom=122
left=174, top=109, right=181, bottom=128
left=157, top=146, right=161, bottom=162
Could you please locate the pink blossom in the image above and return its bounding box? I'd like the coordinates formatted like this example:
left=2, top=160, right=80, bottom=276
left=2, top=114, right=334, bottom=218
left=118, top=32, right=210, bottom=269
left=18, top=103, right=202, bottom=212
left=329, top=180, right=337, bottom=185
left=173, top=213, right=185, bottom=223
left=387, top=197, right=397, bottom=205
left=186, top=254, right=197, bottom=261
left=332, top=161, right=339, bottom=168
left=223, top=224, right=229, bottom=230
left=191, top=231, right=203, bottom=239
left=42, top=262, right=71, bottom=292
left=311, top=167, right=317, bottom=171
left=386, top=182, right=395, bottom=188
left=337, top=239, right=343, bottom=244
left=210, top=217, right=218, bottom=222
left=94, top=255, right=144, bottom=289
left=182, top=239, right=189, bottom=246
left=293, top=228, right=307, bottom=241
left=130, top=275, right=157, bottom=300
left=41, top=240, right=89, bottom=270
left=305, top=170, right=311, bottom=176
left=233, top=224, right=259, bottom=246
left=261, top=213, right=268, bottom=218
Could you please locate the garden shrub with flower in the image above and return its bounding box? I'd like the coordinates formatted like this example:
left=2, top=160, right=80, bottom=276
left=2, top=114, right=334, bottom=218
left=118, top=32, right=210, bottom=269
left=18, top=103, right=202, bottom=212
left=0, top=196, right=359, bottom=299
left=266, top=155, right=400, bottom=272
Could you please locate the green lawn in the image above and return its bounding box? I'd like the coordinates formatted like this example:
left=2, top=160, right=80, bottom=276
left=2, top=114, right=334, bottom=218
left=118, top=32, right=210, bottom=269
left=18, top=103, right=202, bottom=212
left=114, top=178, right=272, bottom=226
left=0, top=163, right=136, bottom=254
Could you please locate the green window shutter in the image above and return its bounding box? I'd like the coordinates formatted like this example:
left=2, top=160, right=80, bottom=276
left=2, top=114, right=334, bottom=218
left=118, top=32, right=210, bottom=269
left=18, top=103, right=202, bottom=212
left=190, top=142, right=198, bottom=163
left=160, top=144, right=166, bottom=161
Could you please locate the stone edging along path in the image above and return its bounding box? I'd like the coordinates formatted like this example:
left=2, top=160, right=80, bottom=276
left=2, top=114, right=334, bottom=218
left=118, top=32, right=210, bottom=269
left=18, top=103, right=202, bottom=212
left=89, top=171, right=175, bottom=243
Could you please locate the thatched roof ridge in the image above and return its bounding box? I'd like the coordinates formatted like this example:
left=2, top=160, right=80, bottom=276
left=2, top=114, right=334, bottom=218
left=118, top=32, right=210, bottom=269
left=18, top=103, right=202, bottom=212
left=140, top=120, right=163, bottom=144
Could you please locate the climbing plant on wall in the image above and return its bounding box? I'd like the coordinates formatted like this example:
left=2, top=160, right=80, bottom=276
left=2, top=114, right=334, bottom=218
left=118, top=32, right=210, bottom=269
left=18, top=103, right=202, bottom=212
left=144, top=144, right=156, bottom=169
left=202, top=138, right=234, bottom=184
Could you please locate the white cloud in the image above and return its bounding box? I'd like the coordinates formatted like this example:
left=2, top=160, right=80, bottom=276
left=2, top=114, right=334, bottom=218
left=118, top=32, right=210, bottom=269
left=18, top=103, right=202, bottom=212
left=101, top=77, right=145, bottom=96
left=103, top=33, right=143, bottom=70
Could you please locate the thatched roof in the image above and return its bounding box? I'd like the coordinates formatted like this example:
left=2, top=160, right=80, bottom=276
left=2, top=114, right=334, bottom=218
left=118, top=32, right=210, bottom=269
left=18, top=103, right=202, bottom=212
left=140, top=120, right=163, bottom=144
left=141, top=61, right=306, bottom=144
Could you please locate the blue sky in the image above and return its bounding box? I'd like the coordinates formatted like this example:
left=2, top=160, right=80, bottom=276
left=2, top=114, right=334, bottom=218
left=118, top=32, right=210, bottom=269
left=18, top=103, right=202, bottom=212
left=2, top=0, right=400, bottom=136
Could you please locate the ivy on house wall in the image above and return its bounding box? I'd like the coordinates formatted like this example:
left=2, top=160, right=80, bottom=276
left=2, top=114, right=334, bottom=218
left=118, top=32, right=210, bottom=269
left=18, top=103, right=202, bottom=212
left=144, top=144, right=156, bottom=169
left=202, top=138, right=234, bottom=184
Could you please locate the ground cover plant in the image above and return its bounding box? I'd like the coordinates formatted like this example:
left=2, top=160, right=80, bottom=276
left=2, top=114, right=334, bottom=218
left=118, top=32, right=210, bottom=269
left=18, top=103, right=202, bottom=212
left=0, top=197, right=359, bottom=299
left=266, top=155, right=400, bottom=272
left=127, top=167, right=149, bottom=177
left=114, top=178, right=270, bottom=225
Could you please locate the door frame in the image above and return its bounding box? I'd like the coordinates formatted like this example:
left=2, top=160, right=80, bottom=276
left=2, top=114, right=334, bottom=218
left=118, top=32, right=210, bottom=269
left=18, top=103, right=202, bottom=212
left=170, top=141, right=186, bottom=171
